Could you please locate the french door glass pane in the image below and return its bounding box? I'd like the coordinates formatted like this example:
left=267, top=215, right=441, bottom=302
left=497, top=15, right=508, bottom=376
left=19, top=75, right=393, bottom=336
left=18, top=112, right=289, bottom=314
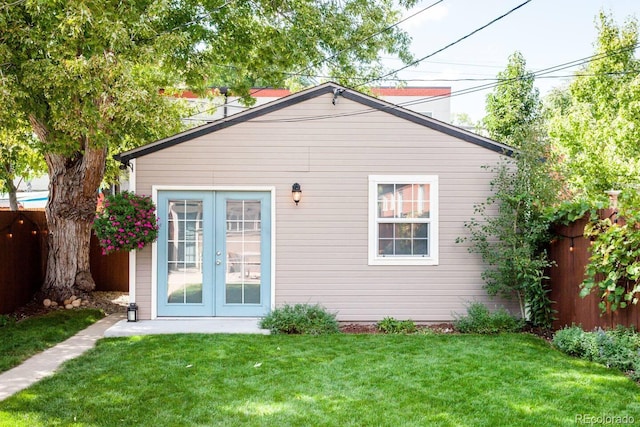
left=166, top=200, right=203, bottom=304
left=226, top=200, right=261, bottom=304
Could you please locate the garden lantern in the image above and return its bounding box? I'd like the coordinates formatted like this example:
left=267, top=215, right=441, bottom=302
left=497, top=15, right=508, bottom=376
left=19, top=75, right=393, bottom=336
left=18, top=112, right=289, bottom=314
left=127, top=303, right=138, bottom=322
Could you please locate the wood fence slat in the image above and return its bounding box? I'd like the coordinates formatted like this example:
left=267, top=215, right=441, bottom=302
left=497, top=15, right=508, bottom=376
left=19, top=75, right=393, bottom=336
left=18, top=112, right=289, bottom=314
left=0, top=210, right=128, bottom=314
left=549, top=209, right=640, bottom=330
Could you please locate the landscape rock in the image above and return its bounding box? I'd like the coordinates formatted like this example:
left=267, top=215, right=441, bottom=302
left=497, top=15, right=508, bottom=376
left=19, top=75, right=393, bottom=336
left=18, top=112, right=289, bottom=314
left=65, top=304, right=73, bottom=310
left=43, top=299, right=52, bottom=307
left=72, top=299, right=81, bottom=307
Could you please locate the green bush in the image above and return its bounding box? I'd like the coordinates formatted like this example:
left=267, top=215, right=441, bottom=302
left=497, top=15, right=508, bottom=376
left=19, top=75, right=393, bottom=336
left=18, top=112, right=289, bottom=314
left=376, top=317, right=417, bottom=334
left=632, top=359, right=640, bottom=383
left=259, top=303, right=340, bottom=335
left=552, top=326, right=597, bottom=358
left=553, top=325, right=640, bottom=379
left=454, top=302, right=523, bottom=334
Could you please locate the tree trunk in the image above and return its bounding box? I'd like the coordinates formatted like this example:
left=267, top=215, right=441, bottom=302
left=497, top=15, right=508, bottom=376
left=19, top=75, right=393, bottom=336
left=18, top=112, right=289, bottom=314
left=7, top=179, right=18, bottom=211
left=2, top=161, right=19, bottom=211
left=40, top=144, right=107, bottom=301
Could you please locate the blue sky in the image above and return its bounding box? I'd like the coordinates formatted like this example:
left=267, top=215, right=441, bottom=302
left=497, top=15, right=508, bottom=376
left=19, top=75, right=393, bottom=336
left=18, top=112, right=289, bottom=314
left=383, top=0, right=639, bottom=122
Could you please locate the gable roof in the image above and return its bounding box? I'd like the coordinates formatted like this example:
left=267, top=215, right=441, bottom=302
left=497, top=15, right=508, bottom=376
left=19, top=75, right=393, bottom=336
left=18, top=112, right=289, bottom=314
left=172, top=86, right=451, bottom=98
left=115, top=82, right=513, bottom=164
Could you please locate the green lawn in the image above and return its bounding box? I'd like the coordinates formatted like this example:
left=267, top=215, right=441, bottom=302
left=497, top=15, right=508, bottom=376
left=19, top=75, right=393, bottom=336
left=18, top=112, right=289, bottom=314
left=0, top=334, right=638, bottom=426
left=0, top=309, right=104, bottom=373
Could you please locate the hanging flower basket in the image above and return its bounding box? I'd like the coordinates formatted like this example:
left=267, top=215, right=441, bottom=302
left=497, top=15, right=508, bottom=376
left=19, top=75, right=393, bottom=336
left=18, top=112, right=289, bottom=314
left=93, top=191, right=159, bottom=255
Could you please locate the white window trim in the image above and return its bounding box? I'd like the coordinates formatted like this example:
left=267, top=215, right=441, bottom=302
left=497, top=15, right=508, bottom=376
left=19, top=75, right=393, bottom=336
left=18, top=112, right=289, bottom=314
left=368, top=175, right=439, bottom=266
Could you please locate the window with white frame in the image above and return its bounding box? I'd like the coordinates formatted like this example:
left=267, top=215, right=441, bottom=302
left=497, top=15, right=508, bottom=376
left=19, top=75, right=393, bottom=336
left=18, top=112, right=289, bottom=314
left=368, top=175, right=438, bottom=265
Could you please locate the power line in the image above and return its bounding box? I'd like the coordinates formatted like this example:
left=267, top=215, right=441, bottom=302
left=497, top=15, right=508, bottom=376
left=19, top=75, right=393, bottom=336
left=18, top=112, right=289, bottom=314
left=380, top=57, right=507, bottom=69
left=186, top=0, right=531, bottom=118
left=359, top=0, right=534, bottom=87
left=212, top=42, right=640, bottom=124
left=399, top=41, right=640, bottom=109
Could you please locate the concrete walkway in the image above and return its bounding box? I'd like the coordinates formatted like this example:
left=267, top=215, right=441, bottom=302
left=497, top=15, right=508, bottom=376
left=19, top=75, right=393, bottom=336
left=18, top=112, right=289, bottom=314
left=104, top=317, right=269, bottom=337
left=0, top=313, right=124, bottom=401
left=0, top=314, right=268, bottom=401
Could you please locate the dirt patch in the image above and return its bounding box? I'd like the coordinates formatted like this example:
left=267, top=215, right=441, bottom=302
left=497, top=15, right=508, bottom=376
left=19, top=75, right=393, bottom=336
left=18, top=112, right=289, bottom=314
left=523, top=324, right=555, bottom=342
left=340, top=323, right=381, bottom=334
left=339, top=322, right=456, bottom=334
left=6, top=291, right=128, bottom=322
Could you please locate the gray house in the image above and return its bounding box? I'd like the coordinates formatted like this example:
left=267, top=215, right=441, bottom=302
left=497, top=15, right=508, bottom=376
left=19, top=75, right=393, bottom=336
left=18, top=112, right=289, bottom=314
left=115, top=82, right=513, bottom=322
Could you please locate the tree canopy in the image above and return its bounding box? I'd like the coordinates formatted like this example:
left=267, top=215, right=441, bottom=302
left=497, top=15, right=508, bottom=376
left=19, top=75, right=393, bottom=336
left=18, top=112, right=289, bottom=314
left=0, top=0, right=417, bottom=298
left=547, top=12, right=640, bottom=198
left=483, top=51, right=541, bottom=149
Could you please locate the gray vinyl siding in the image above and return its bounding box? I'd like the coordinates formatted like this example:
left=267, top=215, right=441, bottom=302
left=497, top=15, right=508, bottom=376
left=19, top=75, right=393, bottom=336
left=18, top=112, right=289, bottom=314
left=133, top=92, right=513, bottom=321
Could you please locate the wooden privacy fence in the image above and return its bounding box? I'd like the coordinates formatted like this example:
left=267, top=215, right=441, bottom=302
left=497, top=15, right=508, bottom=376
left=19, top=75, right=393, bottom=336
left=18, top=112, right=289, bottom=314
left=0, top=210, right=129, bottom=314
left=548, top=209, right=640, bottom=330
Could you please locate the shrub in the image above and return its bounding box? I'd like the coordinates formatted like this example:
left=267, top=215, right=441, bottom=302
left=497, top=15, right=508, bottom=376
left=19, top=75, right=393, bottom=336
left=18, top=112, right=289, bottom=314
left=581, top=191, right=640, bottom=312
left=454, top=302, right=523, bottom=334
left=376, top=317, right=417, bottom=334
left=553, top=325, right=640, bottom=379
left=552, top=326, right=596, bottom=358
left=259, top=303, right=340, bottom=335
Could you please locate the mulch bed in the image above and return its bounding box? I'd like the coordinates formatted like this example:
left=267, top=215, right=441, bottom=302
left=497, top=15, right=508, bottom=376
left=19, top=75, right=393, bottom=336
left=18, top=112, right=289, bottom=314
left=5, top=292, right=128, bottom=322
left=339, top=323, right=456, bottom=334
left=339, top=322, right=554, bottom=340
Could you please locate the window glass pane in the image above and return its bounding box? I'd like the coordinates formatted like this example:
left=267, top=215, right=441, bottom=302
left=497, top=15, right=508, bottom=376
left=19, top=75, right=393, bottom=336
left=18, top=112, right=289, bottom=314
left=416, top=184, right=430, bottom=218
left=167, top=219, right=176, bottom=240
left=379, top=239, right=393, bottom=255
left=378, top=184, right=395, bottom=197
left=185, top=285, right=203, bottom=303
left=379, top=223, right=393, bottom=239
left=395, top=239, right=412, bottom=255
left=166, top=199, right=203, bottom=304
left=226, top=200, right=261, bottom=304
left=414, top=239, right=428, bottom=255
left=168, top=241, right=184, bottom=263
left=244, top=202, right=261, bottom=221
left=395, top=223, right=411, bottom=239
left=394, top=184, right=411, bottom=218
left=377, top=184, right=395, bottom=218
left=413, top=223, right=428, bottom=239
left=167, top=266, right=203, bottom=304
left=244, top=261, right=261, bottom=304
left=225, top=283, right=242, bottom=304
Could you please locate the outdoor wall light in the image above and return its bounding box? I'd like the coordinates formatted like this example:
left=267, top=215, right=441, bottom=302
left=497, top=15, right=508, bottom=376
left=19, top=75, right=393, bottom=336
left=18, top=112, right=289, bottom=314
left=292, top=183, right=302, bottom=205
left=127, top=303, right=138, bottom=322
